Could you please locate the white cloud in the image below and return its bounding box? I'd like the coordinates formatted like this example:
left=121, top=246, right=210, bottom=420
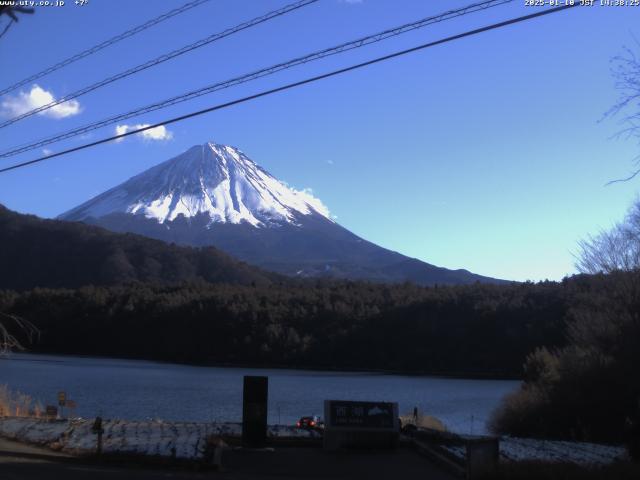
left=1, top=84, right=81, bottom=119
left=114, top=125, right=129, bottom=140
left=295, top=187, right=332, bottom=219
left=42, top=148, right=53, bottom=156
left=114, top=123, right=173, bottom=142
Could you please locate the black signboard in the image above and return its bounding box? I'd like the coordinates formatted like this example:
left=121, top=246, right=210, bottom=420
left=242, top=375, right=268, bottom=447
left=328, top=400, right=396, bottom=429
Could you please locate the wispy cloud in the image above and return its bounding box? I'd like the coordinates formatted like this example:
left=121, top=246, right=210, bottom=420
left=295, top=187, right=332, bottom=219
left=1, top=85, right=81, bottom=119
left=42, top=148, right=53, bottom=156
left=114, top=123, right=173, bottom=142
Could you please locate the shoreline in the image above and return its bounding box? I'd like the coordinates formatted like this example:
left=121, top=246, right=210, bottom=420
left=3, top=350, right=523, bottom=382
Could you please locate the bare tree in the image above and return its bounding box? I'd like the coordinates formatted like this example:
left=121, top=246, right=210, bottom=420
left=0, top=313, right=39, bottom=356
left=576, top=199, right=640, bottom=274
left=606, top=43, right=640, bottom=183
left=581, top=44, right=640, bottom=272
left=0, top=6, right=34, bottom=40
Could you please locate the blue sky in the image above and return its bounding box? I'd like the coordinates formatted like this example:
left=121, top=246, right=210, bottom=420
left=0, top=0, right=638, bottom=282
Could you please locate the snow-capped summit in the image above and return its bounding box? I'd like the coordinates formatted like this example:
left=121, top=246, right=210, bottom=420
left=61, top=142, right=331, bottom=227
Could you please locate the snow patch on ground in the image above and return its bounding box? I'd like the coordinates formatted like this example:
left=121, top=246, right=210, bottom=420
left=3, top=417, right=625, bottom=466
left=440, top=436, right=627, bottom=466
left=0, top=418, right=320, bottom=460
left=499, top=436, right=628, bottom=465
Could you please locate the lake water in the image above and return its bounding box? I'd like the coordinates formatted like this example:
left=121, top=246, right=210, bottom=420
left=0, top=353, right=519, bottom=434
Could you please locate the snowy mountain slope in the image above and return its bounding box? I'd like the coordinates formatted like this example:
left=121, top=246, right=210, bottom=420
left=62, top=143, right=331, bottom=227
left=60, top=142, right=503, bottom=286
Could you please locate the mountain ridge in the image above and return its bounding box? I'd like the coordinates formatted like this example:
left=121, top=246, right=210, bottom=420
left=0, top=204, right=277, bottom=291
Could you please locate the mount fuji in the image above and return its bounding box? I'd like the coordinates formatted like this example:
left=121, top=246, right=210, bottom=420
left=60, top=142, right=500, bottom=285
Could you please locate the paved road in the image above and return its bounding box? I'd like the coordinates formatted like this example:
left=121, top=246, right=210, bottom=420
left=0, top=444, right=456, bottom=480
left=0, top=456, right=212, bottom=480
left=0, top=437, right=73, bottom=458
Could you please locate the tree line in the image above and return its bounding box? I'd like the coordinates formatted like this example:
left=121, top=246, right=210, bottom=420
left=0, top=278, right=577, bottom=377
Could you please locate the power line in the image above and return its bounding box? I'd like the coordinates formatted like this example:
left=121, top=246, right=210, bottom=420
left=0, top=4, right=579, bottom=176
left=0, top=0, right=319, bottom=129
left=1, top=0, right=516, bottom=159
left=0, top=0, right=211, bottom=96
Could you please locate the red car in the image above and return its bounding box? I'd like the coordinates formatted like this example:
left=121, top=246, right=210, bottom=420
left=296, top=415, right=322, bottom=429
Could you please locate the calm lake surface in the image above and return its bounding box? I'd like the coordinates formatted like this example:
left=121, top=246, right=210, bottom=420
left=1, top=353, right=519, bottom=434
